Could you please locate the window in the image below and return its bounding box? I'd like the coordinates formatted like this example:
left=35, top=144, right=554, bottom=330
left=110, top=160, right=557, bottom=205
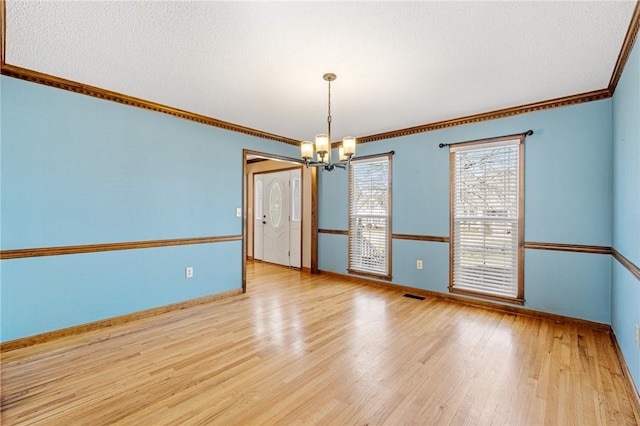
left=450, top=137, right=524, bottom=304
left=348, top=154, right=392, bottom=279
left=291, top=176, right=301, bottom=222
left=254, top=180, right=263, bottom=220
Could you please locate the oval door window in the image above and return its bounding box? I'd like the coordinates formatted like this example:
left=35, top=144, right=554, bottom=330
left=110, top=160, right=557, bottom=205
left=269, top=182, right=282, bottom=229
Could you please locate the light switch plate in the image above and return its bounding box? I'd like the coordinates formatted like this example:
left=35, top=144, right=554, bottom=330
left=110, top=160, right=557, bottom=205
left=236, top=208, right=242, bottom=217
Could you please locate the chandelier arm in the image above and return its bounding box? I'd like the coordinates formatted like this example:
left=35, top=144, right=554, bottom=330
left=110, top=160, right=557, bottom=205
left=304, top=162, right=326, bottom=168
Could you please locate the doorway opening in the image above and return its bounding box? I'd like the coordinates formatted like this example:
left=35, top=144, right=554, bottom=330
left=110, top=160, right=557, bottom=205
left=242, top=150, right=318, bottom=291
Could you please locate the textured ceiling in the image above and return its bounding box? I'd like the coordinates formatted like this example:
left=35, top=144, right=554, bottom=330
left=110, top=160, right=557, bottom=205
left=5, top=1, right=637, bottom=143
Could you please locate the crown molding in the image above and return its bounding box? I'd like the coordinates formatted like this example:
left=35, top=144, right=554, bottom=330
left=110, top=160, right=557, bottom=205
left=3, top=60, right=614, bottom=151
left=0, top=64, right=301, bottom=146
left=2, top=62, right=614, bottom=149
left=352, top=89, right=611, bottom=145
left=2, top=0, right=635, bottom=149
left=609, top=0, right=640, bottom=93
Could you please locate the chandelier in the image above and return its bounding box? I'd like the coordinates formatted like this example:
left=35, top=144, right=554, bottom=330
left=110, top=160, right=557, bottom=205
left=300, top=73, right=356, bottom=171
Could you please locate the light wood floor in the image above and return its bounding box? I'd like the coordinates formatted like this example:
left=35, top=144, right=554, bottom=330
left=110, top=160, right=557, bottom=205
left=1, top=261, right=638, bottom=425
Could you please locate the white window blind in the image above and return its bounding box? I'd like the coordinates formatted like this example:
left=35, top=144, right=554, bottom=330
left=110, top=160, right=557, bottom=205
left=451, top=139, right=521, bottom=300
left=349, top=155, right=391, bottom=278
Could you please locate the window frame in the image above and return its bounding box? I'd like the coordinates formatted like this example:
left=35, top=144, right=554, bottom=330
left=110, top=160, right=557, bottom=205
left=449, top=134, right=525, bottom=305
left=348, top=152, right=393, bottom=280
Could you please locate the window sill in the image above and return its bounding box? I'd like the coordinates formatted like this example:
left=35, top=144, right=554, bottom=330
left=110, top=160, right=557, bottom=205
left=449, top=287, right=525, bottom=306
left=348, top=269, right=392, bottom=281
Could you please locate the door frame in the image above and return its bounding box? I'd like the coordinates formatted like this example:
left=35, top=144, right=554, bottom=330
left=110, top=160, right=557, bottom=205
left=242, top=149, right=318, bottom=292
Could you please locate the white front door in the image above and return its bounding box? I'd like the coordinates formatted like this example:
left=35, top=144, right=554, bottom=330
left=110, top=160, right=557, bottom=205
left=262, top=170, right=290, bottom=266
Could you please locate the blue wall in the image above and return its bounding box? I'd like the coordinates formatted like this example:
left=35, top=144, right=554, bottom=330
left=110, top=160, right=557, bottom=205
left=612, top=38, right=640, bottom=393
left=0, top=76, right=298, bottom=342
left=1, top=41, right=638, bottom=391
left=319, top=99, right=613, bottom=324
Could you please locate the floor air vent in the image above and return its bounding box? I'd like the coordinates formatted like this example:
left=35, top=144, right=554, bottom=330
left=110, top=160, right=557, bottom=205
left=403, top=294, right=425, bottom=300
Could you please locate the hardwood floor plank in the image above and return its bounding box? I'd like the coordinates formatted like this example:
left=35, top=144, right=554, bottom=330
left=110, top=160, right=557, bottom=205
left=1, top=261, right=638, bottom=425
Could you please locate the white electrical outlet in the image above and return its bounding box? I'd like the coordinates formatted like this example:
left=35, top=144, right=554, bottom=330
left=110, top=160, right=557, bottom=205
left=416, top=260, right=423, bottom=270
left=185, top=267, right=193, bottom=278
left=635, top=324, right=640, bottom=348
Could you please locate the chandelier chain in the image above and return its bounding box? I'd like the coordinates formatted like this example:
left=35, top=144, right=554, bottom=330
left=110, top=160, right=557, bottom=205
left=327, top=79, right=332, bottom=125
left=327, top=77, right=332, bottom=146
